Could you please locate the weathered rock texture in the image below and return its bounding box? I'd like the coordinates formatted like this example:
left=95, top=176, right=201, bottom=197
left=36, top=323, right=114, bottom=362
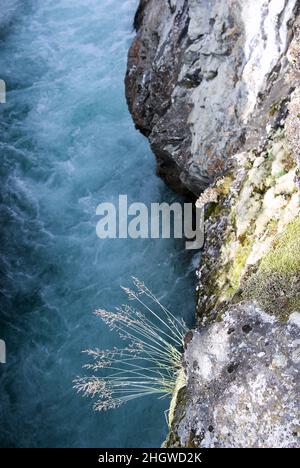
left=126, top=0, right=299, bottom=196
left=166, top=305, right=300, bottom=448
left=126, top=0, right=300, bottom=449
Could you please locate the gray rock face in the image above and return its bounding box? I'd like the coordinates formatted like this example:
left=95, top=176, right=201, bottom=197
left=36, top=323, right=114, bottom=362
left=126, top=0, right=299, bottom=195
left=169, top=303, right=300, bottom=448
left=126, top=0, right=192, bottom=195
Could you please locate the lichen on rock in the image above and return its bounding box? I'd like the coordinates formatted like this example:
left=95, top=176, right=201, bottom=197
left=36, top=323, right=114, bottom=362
left=166, top=304, right=300, bottom=448
left=196, top=128, right=300, bottom=324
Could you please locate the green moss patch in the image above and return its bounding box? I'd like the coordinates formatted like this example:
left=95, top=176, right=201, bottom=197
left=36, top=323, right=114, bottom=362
left=228, top=241, right=253, bottom=292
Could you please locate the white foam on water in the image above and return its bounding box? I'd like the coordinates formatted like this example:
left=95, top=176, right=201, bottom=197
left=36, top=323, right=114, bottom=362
left=0, top=0, right=195, bottom=448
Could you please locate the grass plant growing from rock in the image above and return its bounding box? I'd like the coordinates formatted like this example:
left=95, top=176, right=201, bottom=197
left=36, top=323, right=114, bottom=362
left=74, top=278, right=187, bottom=412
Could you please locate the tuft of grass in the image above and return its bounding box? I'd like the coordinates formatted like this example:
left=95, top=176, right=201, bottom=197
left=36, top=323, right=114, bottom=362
left=74, top=278, right=187, bottom=414
left=259, top=216, right=300, bottom=275
left=242, top=216, right=300, bottom=318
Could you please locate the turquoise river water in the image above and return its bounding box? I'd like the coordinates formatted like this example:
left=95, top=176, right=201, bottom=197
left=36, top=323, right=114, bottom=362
left=0, top=0, right=196, bottom=447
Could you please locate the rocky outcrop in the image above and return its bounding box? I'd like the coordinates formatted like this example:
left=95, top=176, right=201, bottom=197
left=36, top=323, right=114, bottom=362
left=196, top=126, right=300, bottom=323
left=126, top=0, right=299, bottom=196
left=166, top=305, right=300, bottom=448
left=126, top=0, right=192, bottom=194
left=126, top=0, right=300, bottom=449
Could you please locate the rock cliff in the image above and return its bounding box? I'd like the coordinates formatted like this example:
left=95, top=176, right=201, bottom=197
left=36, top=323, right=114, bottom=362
left=126, top=0, right=300, bottom=448
left=126, top=0, right=298, bottom=196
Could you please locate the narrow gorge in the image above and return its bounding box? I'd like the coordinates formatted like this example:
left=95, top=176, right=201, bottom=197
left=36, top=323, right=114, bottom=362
left=125, top=0, right=300, bottom=448
left=0, top=0, right=196, bottom=448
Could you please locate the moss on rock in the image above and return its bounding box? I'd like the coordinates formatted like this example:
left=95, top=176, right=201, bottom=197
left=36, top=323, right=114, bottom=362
left=197, top=130, right=300, bottom=323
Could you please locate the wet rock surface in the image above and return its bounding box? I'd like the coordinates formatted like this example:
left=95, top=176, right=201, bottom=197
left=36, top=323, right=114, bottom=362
left=167, top=304, right=300, bottom=448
